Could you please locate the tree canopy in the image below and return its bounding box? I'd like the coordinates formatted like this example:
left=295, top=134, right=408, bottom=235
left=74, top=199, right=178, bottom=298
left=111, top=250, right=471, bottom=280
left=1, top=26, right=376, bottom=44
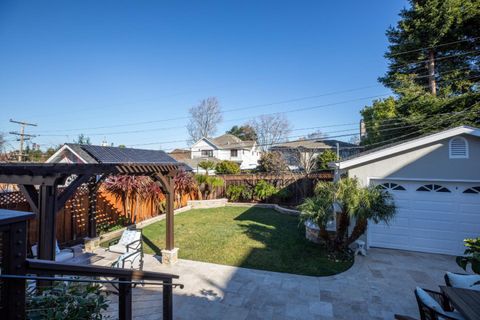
left=361, top=0, right=480, bottom=148
left=226, top=125, right=257, bottom=141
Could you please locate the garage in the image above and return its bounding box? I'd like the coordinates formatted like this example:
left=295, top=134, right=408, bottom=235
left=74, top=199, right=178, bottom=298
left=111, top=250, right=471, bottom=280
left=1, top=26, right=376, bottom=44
left=368, top=180, right=480, bottom=255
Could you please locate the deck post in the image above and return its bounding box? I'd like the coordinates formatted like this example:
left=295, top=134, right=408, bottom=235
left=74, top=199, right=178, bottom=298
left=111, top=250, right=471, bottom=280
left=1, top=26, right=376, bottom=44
left=163, top=278, right=173, bottom=320
left=118, top=277, right=132, bottom=320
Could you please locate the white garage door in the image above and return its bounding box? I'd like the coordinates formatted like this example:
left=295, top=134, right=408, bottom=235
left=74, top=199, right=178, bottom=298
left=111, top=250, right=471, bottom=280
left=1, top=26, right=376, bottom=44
left=368, top=180, right=480, bottom=255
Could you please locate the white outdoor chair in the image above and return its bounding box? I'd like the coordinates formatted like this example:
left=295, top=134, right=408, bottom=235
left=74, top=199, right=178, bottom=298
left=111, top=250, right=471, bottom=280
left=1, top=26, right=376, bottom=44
left=108, top=228, right=142, bottom=254
left=31, top=240, right=74, bottom=262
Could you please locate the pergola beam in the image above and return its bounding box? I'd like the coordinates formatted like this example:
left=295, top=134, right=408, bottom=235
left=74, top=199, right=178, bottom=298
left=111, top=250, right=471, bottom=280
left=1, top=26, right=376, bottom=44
left=0, top=162, right=182, bottom=262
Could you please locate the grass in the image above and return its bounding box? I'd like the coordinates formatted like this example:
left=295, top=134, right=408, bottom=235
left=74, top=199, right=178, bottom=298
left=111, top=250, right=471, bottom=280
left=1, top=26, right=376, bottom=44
left=141, top=206, right=352, bottom=276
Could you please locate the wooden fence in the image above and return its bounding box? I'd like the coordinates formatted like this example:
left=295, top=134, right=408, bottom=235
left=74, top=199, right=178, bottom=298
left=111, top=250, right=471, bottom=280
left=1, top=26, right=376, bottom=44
left=215, top=171, right=334, bottom=205
left=0, top=186, right=196, bottom=248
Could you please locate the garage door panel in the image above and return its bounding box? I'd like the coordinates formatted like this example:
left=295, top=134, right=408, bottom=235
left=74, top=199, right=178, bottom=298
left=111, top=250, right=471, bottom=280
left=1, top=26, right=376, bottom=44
left=409, top=218, right=456, bottom=231
left=412, top=201, right=457, bottom=212
left=460, top=203, right=480, bottom=213
left=369, top=180, right=480, bottom=256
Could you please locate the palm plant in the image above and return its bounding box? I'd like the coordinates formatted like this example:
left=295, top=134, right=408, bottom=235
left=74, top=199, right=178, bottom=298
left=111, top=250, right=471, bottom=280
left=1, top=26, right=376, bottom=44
left=198, top=160, right=216, bottom=175
left=299, top=178, right=396, bottom=254
left=104, top=175, right=143, bottom=223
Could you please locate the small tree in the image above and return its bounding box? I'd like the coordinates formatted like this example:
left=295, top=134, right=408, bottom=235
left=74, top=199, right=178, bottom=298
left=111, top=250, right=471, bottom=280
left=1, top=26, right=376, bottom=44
left=198, top=160, right=216, bottom=175
left=316, top=149, right=338, bottom=170
left=257, top=152, right=288, bottom=173
left=74, top=134, right=91, bottom=145
left=215, top=160, right=240, bottom=174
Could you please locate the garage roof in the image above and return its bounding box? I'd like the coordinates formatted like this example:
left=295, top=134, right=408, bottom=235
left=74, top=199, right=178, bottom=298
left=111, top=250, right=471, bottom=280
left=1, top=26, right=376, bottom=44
left=334, top=125, right=480, bottom=170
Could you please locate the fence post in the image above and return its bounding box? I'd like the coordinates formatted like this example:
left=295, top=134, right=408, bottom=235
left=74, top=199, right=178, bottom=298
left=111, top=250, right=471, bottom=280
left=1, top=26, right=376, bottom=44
left=163, top=278, right=173, bottom=320
left=118, top=277, right=132, bottom=320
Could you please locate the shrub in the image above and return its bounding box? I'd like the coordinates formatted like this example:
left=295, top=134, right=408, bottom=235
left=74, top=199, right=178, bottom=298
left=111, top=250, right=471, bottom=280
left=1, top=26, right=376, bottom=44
left=27, top=282, right=109, bottom=320
left=215, top=160, right=240, bottom=174
left=253, top=180, right=278, bottom=201
left=316, top=149, right=338, bottom=170
left=257, top=152, right=288, bottom=173
left=456, top=237, right=480, bottom=274
left=226, top=184, right=252, bottom=202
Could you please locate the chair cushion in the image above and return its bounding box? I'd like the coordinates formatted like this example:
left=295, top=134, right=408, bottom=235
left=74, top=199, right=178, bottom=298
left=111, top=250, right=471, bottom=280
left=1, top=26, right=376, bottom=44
left=118, top=230, right=140, bottom=246
left=446, top=272, right=480, bottom=289
left=415, top=287, right=465, bottom=320
left=109, top=244, right=128, bottom=254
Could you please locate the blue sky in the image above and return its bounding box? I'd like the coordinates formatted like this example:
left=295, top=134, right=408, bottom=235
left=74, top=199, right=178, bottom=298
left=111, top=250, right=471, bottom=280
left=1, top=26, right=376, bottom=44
left=0, top=1, right=407, bottom=151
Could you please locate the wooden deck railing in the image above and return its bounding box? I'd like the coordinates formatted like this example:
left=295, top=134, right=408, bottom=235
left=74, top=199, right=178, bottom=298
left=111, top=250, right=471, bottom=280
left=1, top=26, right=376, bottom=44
left=0, top=209, right=182, bottom=320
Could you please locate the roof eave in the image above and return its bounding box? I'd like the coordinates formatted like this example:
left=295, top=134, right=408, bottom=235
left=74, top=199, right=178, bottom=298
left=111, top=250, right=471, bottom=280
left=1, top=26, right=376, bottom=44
left=337, top=126, right=480, bottom=170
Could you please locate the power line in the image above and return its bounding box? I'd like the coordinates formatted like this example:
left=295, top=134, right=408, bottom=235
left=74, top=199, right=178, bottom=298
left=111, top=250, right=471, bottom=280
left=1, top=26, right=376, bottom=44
left=31, top=66, right=479, bottom=136
left=388, top=37, right=480, bottom=57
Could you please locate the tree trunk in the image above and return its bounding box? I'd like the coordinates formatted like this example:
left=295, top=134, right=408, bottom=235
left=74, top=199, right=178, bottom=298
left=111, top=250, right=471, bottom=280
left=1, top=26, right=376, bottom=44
left=427, top=49, right=436, bottom=96
left=334, top=211, right=350, bottom=251
left=346, top=217, right=368, bottom=246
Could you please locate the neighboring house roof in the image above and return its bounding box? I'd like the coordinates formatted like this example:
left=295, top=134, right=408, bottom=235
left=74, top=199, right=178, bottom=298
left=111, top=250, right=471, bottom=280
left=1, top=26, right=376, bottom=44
left=47, top=143, right=191, bottom=169
left=169, top=149, right=191, bottom=161
left=194, top=134, right=256, bottom=150
left=271, top=139, right=356, bottom=151
left=335, top=125, right=480, bottom=170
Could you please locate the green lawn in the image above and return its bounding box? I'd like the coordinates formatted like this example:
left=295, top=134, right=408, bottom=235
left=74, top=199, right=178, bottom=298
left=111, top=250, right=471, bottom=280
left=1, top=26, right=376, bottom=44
left=141, top=206, right=352, bottom=276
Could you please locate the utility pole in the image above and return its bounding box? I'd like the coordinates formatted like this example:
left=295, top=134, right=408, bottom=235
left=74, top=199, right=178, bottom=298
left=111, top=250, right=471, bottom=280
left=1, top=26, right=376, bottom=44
left=9, top=119, right=37, bottom=162
left=427, top=49, right=436, bottom=96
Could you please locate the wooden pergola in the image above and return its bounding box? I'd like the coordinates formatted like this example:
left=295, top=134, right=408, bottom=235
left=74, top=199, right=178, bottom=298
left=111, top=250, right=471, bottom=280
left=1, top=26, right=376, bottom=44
left=0, top=162, right=180, bottom=261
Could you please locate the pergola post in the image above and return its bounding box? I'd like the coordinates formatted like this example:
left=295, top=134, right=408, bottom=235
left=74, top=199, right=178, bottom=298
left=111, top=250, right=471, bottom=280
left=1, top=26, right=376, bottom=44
left=37, top=184, right=58, bottom=261
left=155, top=172, right=178, bottom=265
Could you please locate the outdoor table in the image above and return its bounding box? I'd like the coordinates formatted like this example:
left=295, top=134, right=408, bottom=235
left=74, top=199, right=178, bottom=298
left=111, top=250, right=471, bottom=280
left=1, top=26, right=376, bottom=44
left=440, top=286, right=480, bottom=320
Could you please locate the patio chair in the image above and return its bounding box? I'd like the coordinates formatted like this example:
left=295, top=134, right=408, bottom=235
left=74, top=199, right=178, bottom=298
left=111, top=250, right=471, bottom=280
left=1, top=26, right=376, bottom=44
left=31, top=240, right=74, bottom=262
left=111, top=250, right=143, bottom=270
left=108, top=228, right=142, bottom=254
left=414, top=287, right=464, bottom=320
left=444, top=272, right=480, bottom=291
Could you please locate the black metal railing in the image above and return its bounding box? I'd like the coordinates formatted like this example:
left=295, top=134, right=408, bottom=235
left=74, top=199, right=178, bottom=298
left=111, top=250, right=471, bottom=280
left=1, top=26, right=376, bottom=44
left=0, top=210, right=182, bottom=320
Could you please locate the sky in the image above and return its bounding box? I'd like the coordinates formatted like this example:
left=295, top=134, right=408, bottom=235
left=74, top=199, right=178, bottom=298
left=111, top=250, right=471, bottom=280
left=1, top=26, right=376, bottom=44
left=0, top=1, right=408, bottom=152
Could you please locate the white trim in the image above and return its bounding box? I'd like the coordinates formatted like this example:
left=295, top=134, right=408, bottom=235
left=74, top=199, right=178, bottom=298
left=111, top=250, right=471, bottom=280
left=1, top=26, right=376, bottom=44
left=336, top=126, right=480, bottom=169
left=449, top=136, right=469, bottom=159
left=45, top=145, right=88, bottom=164
left=367, top=176, right=480, bottom=183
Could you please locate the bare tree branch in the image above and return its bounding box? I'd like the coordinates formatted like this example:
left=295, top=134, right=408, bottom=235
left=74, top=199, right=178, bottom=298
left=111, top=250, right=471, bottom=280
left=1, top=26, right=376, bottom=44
left=249, top=114, right=291, bottom=151
left=187, top=97, right=222, bottom=144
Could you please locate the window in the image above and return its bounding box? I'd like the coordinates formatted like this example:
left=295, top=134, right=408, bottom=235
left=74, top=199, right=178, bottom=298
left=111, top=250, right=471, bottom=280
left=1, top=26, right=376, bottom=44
left=449, top=137, right=469, bottom=159
left=416, top=184, right=451, bottom=193
left=230, top=149, right=238, bottom=157
left=463, top=186, right=480, bottom=194
left=379, top=182, right=406, bottom=191
left=201, top=150, right=213, bottom=157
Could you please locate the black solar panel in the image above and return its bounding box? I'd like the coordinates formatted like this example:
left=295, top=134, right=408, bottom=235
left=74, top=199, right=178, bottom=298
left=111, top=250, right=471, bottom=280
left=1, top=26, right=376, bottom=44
left=80, top=145, right=178, bottom=164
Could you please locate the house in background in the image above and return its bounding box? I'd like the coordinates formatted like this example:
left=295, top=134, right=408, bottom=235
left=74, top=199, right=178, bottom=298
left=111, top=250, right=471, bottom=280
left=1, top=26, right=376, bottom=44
left=271, top=139, right=358, bottom=171
left=188, top=134, right=261, bottom=172
left=333, top=125, right=480, bottom=256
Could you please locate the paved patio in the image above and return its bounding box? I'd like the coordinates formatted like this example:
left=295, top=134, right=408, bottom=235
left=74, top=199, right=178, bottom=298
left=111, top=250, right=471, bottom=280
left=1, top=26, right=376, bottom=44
left=72, top=247, right=464, bottom=319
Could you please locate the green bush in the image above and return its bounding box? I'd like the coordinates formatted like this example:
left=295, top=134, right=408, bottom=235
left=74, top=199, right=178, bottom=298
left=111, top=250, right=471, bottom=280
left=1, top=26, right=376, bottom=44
left=215, top=160, right=240, bottom=174
left=457, top=237, right=480, bottom=274
left=27, top=282, right=109, bottom=320
left=253, top=180, right=278, bottom=201
left=226, top=184, right=252, bottom=202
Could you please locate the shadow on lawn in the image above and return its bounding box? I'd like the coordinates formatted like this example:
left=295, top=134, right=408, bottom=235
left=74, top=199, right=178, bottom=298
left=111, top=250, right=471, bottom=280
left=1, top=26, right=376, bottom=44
left=233, top=206, right=349, bottom=276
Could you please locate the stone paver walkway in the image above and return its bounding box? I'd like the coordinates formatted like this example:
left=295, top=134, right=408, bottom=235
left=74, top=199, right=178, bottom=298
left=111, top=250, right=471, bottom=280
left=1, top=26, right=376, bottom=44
left=72, top=247, right=464, bottom=319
